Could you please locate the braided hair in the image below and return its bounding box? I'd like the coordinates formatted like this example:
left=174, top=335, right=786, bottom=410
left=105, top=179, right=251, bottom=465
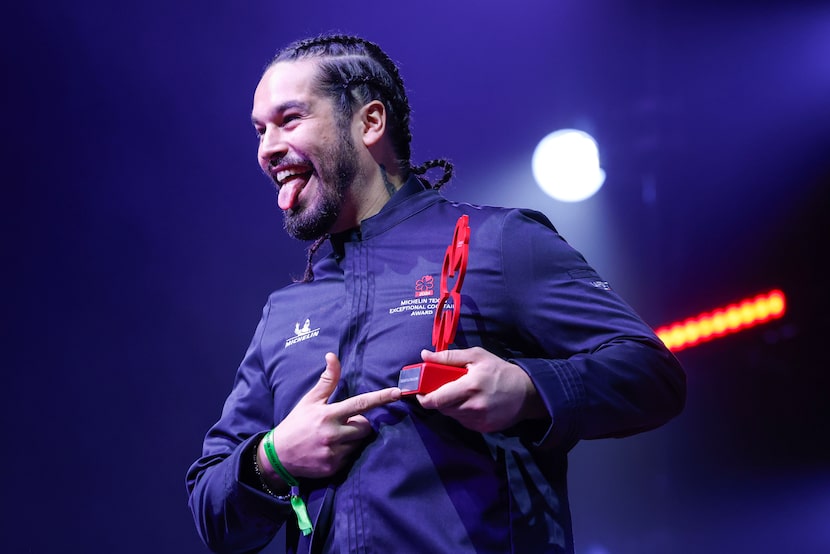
left=269, top=34, right=453, bottom=189
left=271, top=35, right=454, bottom=282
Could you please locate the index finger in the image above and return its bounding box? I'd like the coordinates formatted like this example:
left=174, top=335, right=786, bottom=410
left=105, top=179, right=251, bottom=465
left=330, top=386, right=402, bottom=420
left=421, top=347, right=475, bottom=367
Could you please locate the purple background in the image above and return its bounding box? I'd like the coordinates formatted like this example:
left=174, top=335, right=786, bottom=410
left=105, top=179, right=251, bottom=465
left=4, top=1, right=830, bottom=552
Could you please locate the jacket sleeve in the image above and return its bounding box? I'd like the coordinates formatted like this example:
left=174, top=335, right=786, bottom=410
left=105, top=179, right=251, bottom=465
left=499, top=209, right=686, bottom=449
left=185, top=301, right=293, bottom=553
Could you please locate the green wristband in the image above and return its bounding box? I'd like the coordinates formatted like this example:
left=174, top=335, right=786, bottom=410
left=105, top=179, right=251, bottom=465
left=262, top=429, right=313, bottom=536
left=262, top=429, right=298, bottom=486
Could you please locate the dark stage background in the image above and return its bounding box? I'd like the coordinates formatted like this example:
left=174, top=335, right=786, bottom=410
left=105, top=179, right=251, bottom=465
left=4, top=1, right=830, bottom=553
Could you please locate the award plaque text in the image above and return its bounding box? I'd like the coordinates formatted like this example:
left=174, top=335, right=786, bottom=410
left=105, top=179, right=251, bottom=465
left=399, top=214, right=470, bottom=395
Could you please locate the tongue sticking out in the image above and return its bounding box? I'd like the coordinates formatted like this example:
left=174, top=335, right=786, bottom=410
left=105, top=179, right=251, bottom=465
left=278, top=173, right=312, bottom=211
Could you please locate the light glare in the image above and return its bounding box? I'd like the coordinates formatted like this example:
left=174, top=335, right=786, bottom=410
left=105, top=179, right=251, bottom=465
left=656, top=289, right=787, bottom=352
left=532, top=129, right=606, bottom=202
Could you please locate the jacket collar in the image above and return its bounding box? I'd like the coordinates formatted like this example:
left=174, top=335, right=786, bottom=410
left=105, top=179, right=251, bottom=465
left=330, top=174, right=442, bottom=253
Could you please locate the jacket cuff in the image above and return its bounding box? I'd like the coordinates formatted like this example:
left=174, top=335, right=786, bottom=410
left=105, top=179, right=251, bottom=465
left=229, top=434, right=294, bottom=517
left=510, top=357, right=585, bottom=448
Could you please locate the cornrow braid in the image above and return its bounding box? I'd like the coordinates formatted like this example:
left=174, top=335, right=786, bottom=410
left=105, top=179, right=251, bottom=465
left=412, top=158, right=454, bottom=190
left=296, top=235, right=329, bottom=283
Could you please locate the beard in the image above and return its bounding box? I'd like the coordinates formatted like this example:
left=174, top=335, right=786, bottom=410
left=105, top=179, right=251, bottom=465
left=283, top=126, right=359, bottom=241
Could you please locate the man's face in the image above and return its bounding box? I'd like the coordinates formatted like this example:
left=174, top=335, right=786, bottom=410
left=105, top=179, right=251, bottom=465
left=252, top=59, right=359, bottom=240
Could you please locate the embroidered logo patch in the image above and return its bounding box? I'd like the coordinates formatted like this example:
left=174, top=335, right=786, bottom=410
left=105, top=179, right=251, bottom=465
left=590, top=280, right=612, bottom=291
left=415, top=275, right=435, bottom=298
left=387, top=275, right=441, bottom=317
left=284, top=318, right=321, bottom=348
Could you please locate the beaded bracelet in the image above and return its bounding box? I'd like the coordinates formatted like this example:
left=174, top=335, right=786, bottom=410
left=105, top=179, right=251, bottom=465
left=252, top=441, right=284, bottom=499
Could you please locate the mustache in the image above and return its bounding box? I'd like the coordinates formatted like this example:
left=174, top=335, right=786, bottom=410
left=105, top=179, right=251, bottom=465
left=269, top=154, right=311, bottom=169
left=266, top=155, right=315, bottom=186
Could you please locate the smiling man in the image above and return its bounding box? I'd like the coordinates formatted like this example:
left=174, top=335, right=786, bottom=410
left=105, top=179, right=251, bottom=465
left=253, top=58, right=365, bottom=241
left=186, top=35, right=686, bottom=554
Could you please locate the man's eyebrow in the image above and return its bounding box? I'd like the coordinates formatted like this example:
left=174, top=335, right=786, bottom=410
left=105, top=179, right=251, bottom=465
left=251, top=100, right=310, bottom=125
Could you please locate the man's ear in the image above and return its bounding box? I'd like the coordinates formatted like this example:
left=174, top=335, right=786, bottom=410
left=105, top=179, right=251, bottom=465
left=359, top=100, right=387, bottom=147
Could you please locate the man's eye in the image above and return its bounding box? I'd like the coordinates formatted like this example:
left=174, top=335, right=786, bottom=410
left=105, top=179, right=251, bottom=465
left=254, top=128, right=265, bottom=139
left=282, top=113, right=301, bottom=126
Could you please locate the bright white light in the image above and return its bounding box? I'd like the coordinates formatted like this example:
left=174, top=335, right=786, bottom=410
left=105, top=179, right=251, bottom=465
left=532, top=129, right=606, bottom=202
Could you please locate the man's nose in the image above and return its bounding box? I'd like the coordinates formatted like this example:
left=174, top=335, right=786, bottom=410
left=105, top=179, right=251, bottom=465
left=258, top=127, right=287, bottom=168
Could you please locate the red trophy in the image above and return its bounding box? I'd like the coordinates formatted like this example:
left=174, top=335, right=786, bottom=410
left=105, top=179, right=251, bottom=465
left=398, top=214, right=470, bottom=395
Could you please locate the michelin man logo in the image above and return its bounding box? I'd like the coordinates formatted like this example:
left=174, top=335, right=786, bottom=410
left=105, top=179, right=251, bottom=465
left=295, top=318, right=312, bottom=336
left=285, top=318, right=320, bottom=348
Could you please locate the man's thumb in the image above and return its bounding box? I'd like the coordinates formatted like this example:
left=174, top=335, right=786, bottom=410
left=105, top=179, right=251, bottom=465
left=303, top=352, right=341, bottom=403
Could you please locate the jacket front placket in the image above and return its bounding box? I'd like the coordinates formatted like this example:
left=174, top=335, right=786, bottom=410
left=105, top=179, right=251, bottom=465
left=333, top=229, right=373, bottom=552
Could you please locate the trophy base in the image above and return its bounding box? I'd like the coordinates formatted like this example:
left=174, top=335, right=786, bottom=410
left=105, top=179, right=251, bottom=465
left=398, top=362, right=467, bottom=395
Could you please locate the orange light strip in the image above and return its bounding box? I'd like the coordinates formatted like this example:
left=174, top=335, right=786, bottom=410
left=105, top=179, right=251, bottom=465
left=655, top=289, right=786, bottom=352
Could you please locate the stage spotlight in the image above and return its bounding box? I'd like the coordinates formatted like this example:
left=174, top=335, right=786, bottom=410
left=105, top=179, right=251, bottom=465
left=532, top=129, right=606, bottom=202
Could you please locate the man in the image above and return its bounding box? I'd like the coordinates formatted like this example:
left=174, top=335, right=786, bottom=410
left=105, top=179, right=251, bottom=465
left=186, top=34, right=686, bottom=554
